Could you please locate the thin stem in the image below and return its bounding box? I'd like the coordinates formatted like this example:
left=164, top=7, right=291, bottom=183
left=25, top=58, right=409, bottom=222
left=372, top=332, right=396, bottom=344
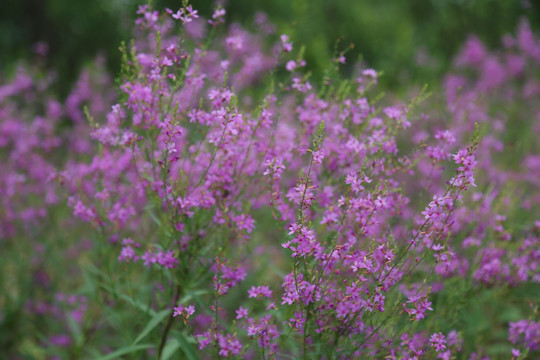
left=193, top=116, right=229, bottom=190
left=157, top=284, right=182, bottom=359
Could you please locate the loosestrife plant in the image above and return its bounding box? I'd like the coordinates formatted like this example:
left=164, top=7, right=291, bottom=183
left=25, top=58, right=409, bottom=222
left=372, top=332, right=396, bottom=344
left=0, top=57, right=115, bottom=357
left=1, top=4, right=539, bottom=360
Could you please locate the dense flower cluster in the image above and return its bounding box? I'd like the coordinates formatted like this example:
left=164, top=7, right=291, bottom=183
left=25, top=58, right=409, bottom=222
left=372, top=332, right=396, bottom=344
left=1, top=5, right=539, bottom=360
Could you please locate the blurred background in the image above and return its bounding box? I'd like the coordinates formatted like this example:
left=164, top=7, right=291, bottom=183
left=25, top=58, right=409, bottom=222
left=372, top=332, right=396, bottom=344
left=1, top=0, right=539, bottom=94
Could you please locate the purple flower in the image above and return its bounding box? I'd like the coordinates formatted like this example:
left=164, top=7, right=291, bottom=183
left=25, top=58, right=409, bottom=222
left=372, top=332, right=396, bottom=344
left=248, top=285, right=273, bottom=299
left=430, top=332, right=447, bottom=352
left=280, top=34, right=293, bottom=52
left=235, top=306, right=248, bottom=319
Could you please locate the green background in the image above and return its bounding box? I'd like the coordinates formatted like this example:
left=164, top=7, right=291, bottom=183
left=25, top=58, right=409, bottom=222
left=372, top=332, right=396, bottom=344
left=1, top=0, right=539, bottom=95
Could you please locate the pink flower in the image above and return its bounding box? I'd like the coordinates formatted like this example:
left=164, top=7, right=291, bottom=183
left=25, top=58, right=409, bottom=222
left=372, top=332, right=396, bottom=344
left=281, top=34, right=293, bottom=52
left=248, top=285, right=273, bottom=299
left=312, top=149, right=325, bottom=164
left=286, top=60, right=297, bottom=72
left=430, top=332, right=447, bottom=352
left=172, top=5, right=198, bottom=23
left=235, top=306, right=248, bottom=319
left=173, top=305, right=184, bottom=317
left=173, top=304, right=195, bottom=318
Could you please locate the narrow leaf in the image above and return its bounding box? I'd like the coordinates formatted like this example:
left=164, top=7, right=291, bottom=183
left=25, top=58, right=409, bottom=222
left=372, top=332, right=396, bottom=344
left=95, top=344, right=153, bottom=360
left=161, top=338, right=181, bottom=360
left=177, top=333, right=199, bottom=360
left=133, top=309, right=170, bottom=346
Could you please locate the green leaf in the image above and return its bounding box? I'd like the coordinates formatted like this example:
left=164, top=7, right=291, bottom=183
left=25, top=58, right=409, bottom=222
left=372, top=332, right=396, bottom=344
left=95, top=344, right=153, bottom=360
left=177, top=333, right=199, bottom=360
left=100, top=284, right=155, bottom=315
left=146, top=206, right=162, bottom=226
left=180, top=289, right=211, bottom=303
left=133, top=309, right=170, bottom=346
left=161, top=338, right=181, bottom=360
left=66, top=315, right=84, bottom=348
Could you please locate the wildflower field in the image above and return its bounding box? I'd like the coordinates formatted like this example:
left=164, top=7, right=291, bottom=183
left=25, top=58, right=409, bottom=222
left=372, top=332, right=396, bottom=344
left=1, top=2, right=540, bottom=359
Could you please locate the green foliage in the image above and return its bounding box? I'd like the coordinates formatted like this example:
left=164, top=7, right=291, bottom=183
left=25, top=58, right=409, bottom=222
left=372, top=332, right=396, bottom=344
left=1, top=0, right=538, bottom=93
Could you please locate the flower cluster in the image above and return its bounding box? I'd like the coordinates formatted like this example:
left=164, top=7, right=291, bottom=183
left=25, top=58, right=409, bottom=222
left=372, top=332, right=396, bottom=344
left=1, top=4, right=540, bottom=360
